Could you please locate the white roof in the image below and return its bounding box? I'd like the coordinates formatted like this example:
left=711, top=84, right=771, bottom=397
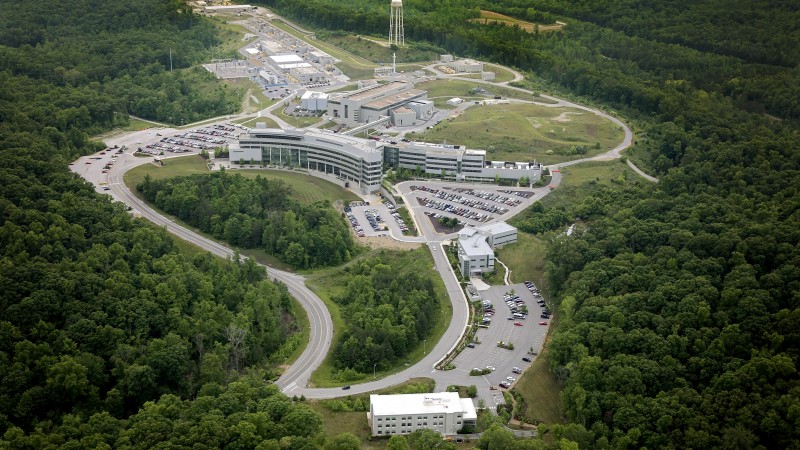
left=459, top=231, right=493, bottom=257
left=301, top=91, right=329, bottom=100
left=370, top=392, right=476, bottom=417
left=475, top=221, right=516, bottom=235
left=269, top=54, right=303, bottom=64
left=244, top=48, right=259, bottom=55
left=279, top=62, right=312, bottom=69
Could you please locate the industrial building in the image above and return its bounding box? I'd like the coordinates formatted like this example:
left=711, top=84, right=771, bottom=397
left=369, top=393, right=477, bottom=436
left=229, top=126, right=383, bottom=194
left=300, top=91, right=329, bottom=111
left=447, top=58, right=484, bottom=73
left=327, top=81, right=430, bottom=127
left=457, top=222, right=517, bottom=277
left=204, top=4, right=253, bottom=14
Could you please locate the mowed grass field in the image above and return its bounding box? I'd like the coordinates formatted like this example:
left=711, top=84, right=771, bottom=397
left=469, top=10, right=565, bottom=34
left=417, top=79, right=533, bottom=105
left=305, top=248, right=452, bottom=388
left=413, top=102, right=625, bottom=164
left=124, top=154, right=361, bottom=204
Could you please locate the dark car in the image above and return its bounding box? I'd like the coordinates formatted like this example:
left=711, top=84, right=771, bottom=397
left=466, top=343, right=475, bottom=348
left=342, top=385, right=351, bottom=390
left=522, top=357, right=531, bottom=362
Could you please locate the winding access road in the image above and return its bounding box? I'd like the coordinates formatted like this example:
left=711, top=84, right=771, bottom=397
left=74, top=47, right=646, bottom=400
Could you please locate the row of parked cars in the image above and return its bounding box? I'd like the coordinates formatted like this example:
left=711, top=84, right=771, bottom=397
left=524, top=281, right=551, bottom=321
left=448, top=187, right=524, bottom=207
left=499, top=189, right=533, bottom=199
left=419, top=197, right=493, bottom=223
left=343, top=206, right=365, bottom=237
left=433, top=190, right=510, bottom=215
left=384, top=202, right=409, bottom=232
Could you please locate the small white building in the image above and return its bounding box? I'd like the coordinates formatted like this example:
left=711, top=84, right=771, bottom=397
left=457, top=222, right=517, bottom=277
left=446, top=97, right=464, bottom=106
left=481, top=71, right=496, bottom=81
left=441, top=54, right=454, bottom=63
left=291, top=66, right=326, bottom=83
left=300, top=91, right=329, bottom=111
left=369, top=393, right=477, bottom=437
left=447, top=59, right=484, bottom=73
left=308, top=50, right=334, bottom=65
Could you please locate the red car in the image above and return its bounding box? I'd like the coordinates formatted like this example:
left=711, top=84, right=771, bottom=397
left=514, top=322, right=522, bottom=327
left=539, top=321, right=548, bottom=326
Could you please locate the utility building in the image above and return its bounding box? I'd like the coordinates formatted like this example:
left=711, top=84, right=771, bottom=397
left=369, top=393, right=477, bottom=437
left=327, top=81, right=427, bottom=127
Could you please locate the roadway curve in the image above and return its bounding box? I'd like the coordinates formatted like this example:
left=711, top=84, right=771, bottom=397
left=76, top=51, right=641, bottom=400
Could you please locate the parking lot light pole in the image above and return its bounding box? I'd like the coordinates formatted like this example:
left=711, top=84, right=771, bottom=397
left=424, top=339, right=427, bottom=354
left=374, top=363, right=376, bottom=380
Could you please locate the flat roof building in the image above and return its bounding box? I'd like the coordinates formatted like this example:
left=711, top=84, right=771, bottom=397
left=328, top=81, right=427, bottom=127
left=457, top=222, right=517, bottom=277
left=369, top=393, right=477, bottom=437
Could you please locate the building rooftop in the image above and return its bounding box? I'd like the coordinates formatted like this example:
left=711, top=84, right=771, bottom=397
left=270, top=54, right=304, bottom=64
left=370, top=393, right=477, bottom=419
left=301, top=91, right=329, bottom=100
left=347, top=81, right=408, bottom=102
left=459, top=230, right=494, bottom=257
left=393, top=106, right=414, bottom=114
left=244, top=128, right=384, bottom=157
left=363, top=89, right=426, bottom=110
left=476, top=221, right=516, bottom=235
left=279, top=62, right=313, bottom=70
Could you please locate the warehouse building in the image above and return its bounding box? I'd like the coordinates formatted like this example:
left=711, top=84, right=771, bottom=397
left=457, top=222, right=517, bottom=277
left=327, top=81, right=428, bottom=127
left=447, top=58, right=483, bottom=73
left=369, top=393, right=477, bottom=437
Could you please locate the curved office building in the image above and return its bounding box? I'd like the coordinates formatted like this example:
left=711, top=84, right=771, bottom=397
left=229, top=127, right=384, bottom=194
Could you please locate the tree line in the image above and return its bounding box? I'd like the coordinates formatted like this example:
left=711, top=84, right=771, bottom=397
left=0, top=0, right=320, bottom=443
left=138, top=172, right=358, bottom=269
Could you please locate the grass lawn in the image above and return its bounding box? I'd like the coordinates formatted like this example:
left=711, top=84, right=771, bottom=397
left=224, top=78, right=277, bottom=114
left=319, top=33, right=438, bottom=66
left=232, top=115, right=280, bottom=128
left=416, top=79, right=533, bottom=104
left=482, top=63, right=517, bottom=83
left=494, top=233, right=548, bottom=288
left=233, top=168, right=362, bottom=204
left=305, top=248, right=452, bottom=387
left=413, top=102, right=625, bottom=164
left=125, top=117, right=160, bottom=131
left=514, top=346, right=562, bottom=424
left=273, top=104, right=326, bottom=128
left=540, top=159, right=639, bottom=209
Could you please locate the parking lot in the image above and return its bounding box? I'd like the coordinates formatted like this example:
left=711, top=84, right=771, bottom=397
left=140, top=124, right=240, bottom=156
left=345, top=202, right=409, bottom=238
left=449, top=283, right=550, bottom=404
left=411, top=185, right=534, bottom=228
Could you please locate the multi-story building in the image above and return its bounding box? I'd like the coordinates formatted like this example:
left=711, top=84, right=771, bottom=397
left=228, top=127, right=383, bottom=194
left=227, top=128, right=542, bottom=193
left=369, top=393, right=477, bottom=437
left=457, top=222, right=517, bottom=277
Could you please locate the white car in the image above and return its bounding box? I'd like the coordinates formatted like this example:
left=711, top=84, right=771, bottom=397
left=486, top=366, right=496, bottom=371
left=506, top=376, right=516, bottom=382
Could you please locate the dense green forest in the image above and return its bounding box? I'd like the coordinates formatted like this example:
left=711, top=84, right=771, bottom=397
left=260, top=0, right=800, bottom=447
left=0, top=0, right=332, bottom=445
left=0, top=0, right=241, bottom=125
left=138, top=173, right=357, bottom=269
left=328, top=250, right=441, bottom=378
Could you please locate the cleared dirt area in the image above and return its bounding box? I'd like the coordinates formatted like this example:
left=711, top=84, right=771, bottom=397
left=469, top=10, right=565, bottom=34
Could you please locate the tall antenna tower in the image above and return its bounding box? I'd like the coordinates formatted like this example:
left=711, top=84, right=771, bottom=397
left=389, top=0, right=405, bottom=47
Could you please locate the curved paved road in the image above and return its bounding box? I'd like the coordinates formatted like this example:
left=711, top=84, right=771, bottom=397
left=75, top=49, right=643, bottom=400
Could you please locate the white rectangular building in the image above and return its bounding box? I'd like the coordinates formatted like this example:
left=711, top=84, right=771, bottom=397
left=457, top=222, right=517, bottom=277
left=447, top=59, right=484, bottom=73
left=300, top=91, right=329, bottom=111
left=369, top=393, right=477, bottom=437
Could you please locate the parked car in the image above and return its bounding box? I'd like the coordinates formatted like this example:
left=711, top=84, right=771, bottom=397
left=514, top=322, right=523, bottom=326
left=342, top=385, right=351, bottom=390
left=522, top=357, right=531, bottom=362
left=539, top=321, right=548, bottom=326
